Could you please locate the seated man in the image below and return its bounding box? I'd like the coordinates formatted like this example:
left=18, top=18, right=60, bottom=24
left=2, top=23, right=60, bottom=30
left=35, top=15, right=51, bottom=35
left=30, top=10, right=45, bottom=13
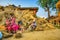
left=31, top=21, right=37, bottom=30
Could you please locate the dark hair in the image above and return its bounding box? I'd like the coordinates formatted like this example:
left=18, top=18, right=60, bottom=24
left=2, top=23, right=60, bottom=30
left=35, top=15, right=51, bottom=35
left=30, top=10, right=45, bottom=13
left=18, top=21, right=23, bottom=25
left=10, top=13, right=14, bottom=16
left=5, top=16, right=9, bottom=19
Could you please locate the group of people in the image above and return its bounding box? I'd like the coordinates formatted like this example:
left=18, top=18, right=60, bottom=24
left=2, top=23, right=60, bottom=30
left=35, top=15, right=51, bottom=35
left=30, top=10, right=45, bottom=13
left=0, top=14, right=37, bottom=40
left=5, top=14, right=19, bottom=33
left=5, top=14, right=37, bottom=33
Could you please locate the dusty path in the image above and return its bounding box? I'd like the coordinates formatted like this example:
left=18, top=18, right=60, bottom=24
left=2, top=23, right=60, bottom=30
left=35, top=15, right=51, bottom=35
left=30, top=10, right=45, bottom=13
left=3, top=29, right=60, bottom=40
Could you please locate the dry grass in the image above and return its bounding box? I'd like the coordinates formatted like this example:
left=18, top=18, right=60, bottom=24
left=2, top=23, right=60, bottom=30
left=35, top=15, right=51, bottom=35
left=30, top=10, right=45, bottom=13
left=3, top=29, right=60, bottom=40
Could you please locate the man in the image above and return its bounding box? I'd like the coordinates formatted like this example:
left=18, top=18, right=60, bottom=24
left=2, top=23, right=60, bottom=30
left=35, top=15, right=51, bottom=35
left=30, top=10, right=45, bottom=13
left=30, top=19, right=37, bottom=31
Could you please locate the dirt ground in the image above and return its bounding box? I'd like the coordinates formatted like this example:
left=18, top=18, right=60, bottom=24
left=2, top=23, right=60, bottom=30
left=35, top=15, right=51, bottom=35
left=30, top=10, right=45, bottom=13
left=3, top=29, right=60, bottom=40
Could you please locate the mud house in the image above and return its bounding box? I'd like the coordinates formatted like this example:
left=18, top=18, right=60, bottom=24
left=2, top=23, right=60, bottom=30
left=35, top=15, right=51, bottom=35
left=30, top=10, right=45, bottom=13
left=0, top=5, right=38, bottom=25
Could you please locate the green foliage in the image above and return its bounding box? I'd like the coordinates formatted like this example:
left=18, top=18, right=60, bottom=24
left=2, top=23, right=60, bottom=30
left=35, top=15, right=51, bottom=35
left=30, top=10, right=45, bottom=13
left=52, top=0, right=58, bottom=10
left=37, top=0, right=58, bottom=10
left=37, top=0, right=58, bottom=18
left=55, top=24, right=60, bottom=29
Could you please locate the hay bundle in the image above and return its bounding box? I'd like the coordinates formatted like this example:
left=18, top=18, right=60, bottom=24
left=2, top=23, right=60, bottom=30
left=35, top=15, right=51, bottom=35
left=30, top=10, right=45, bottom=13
left=42, top=23, right=55, bottom=30
left=13, top=31, right=22, bottom=38
left=2, top=32, right=13, bottom=38
left=46, top=23, right=55, bottom=29
left=14, top=33, right=22, bottom=38
left=35, top=26, right=44, bottom=31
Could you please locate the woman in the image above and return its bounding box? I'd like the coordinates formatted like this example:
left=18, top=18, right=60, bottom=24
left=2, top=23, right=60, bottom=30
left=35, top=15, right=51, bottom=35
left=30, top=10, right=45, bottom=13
left=10, top=14, right=19, bottom=33
left=5, top=17, right=11, bottom=33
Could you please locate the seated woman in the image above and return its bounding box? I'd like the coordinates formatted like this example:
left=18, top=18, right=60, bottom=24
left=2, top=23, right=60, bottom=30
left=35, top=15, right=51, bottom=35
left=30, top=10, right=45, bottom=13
left=10, top=14, right=19, bottom=33
left=5, top=17, right=11, bottom=33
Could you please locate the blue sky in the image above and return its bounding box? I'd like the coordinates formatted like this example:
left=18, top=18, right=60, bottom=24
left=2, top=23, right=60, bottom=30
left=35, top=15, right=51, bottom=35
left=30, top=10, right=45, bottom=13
left=0, top=0, right=56, bottom=18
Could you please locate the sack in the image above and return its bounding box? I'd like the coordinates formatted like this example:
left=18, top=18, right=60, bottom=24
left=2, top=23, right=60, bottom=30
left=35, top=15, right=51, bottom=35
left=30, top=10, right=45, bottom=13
left=0, top=32, right=2, bottom=39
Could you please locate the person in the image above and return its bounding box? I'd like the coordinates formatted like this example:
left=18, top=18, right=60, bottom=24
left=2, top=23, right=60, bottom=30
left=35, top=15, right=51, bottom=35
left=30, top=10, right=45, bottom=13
left=30, top=19, right=37, bottom=30
left=10, top=14, right=19, bottom=33
left=18, top=22, right=24, bottom=32
left=5, top=17, right=10, bottom=26
left=5, top=17, right=11, bottom=33
left=18, top=20, right=23, bottom=25
left=12, top=23, right=19, bottom=33
left=0, top=32, right=3, bottom=40
left=18, top=20, right=23, bottom=30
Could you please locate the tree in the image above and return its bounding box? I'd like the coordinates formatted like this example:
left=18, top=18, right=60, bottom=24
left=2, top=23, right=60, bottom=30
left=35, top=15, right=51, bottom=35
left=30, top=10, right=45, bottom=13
left=18, top=5, right=21, bottom=7
left=37, top=0, right=58, bottom=19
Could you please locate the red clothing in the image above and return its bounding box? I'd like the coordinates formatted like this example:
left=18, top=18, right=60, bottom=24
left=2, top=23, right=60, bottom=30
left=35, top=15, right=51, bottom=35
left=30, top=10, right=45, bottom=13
left=11, top=17, right=15, bottom=25
left=12, top=23, right=19, bottom=32
left=6, top=24, right=12, bottom=31
left=11, top=17, right=19, bottom=32
left=6, top=19, right=10, bottom=25
left=6, top=17, right=19, bottom=32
